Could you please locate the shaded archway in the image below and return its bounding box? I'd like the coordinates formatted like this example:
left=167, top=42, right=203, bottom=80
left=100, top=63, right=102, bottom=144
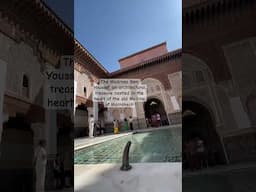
left=74, top=104, right=88, bottom=137
left=183, top=101, right=227, bottom=169
left=56, top=111, right=74, bottom=188
left=144, top=98, right=169, bottom=126
left=0, top=113, right=34, bottom=191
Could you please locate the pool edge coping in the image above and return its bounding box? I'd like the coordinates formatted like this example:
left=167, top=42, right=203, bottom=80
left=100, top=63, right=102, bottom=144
left=74, top=132, right=133, bottom=151
left=74, top=124, right=182, bottom=151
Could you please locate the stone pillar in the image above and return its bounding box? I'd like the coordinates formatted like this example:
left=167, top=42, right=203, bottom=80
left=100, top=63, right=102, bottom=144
left=32, top=110, right=57, bottom=190
left=45, top=110, right=58, bottom=190
left=31, top=123, right=45, bottom=149
left=31, top=111, right=57, bottom=156
left=93, top=101, right=98, bottom=121
left=120, top=109, right=125, bottom=121
left=44, top=110, right=57, bottom=155
left=132, top=107, right=137, bottom=119
left=0, top=59, right=7, bottom=144
left=74, top=80, right=77, bottom=116
left=134, top=102, right=146, bottom=129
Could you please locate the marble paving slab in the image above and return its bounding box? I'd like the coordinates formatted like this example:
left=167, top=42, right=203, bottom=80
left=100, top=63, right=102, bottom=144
left=75, top=163, right=181, bottom=192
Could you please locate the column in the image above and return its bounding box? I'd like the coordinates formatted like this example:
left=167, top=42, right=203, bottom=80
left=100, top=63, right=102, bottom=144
left=0, top=59, right=7, bottom=144
left=44, top=110, right=57, bottom=155
left=74, top=80, right=77, bottom=116
left=42, top=110, right=57, bottom=190
left=31, top=123, right=44, bottom=148
left=134, top=103, right=146, bottom=129
left=93, top=101, right=98, bottom=121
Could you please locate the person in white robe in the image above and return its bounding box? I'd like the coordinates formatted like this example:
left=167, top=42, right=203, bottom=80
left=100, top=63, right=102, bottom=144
left=89, top=115, right=95, bottom=137
left=34, top=140, right=47, bottom=192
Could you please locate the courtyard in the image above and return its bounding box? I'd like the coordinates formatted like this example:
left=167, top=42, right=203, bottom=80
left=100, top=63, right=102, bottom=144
left=74, top=125, right=182, bottom=192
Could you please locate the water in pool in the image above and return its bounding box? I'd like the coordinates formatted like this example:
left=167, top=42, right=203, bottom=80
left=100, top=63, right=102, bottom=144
left=74, top=127, right=181, bottom=164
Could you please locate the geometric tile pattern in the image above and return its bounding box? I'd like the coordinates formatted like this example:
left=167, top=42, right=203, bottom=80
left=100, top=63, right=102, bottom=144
left=75, top=127, right=182, bottom=164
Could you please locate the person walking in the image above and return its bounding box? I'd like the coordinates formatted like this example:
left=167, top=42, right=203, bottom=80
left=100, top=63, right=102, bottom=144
left=128, top=116, right=133, bottom=131
left=124, top=118, right=129, bottom=131
left=34, top=140, right=47, bottom=192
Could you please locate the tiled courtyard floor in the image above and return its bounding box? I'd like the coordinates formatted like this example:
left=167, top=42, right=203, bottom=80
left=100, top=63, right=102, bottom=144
left=74, top=125, right=182, bottom=192
left=74, top=125, right=181, bottom=150
left=75, top=128, right=181, bottom=164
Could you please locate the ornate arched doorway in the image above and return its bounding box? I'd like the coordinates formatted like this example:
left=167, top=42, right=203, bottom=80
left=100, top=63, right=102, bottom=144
left=183, top=101, right=227, bottom=169
left=74, top=104, right=88, bottom=137
left=144, top=98, right=169, bottom=127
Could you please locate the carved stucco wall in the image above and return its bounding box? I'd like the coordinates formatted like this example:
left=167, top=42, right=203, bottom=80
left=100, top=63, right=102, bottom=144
left=182, top=53, right=253, bottom=136
left=0, top=33, right=45, bottom=106
left=74, top=69, right=94, bottom=100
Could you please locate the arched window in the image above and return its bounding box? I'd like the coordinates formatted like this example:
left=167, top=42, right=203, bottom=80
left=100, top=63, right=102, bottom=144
left=22, top=75, right=29, bottom=98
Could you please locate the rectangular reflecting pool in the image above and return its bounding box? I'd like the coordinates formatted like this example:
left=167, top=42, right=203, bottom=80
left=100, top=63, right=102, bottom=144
left=74, top=127, right=181, bottom=164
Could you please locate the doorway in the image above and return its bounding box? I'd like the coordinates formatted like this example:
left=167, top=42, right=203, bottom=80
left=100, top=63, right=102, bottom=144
left=183, top=101, right=227, bottom=170
left=144, top=98, right=169, bottom=127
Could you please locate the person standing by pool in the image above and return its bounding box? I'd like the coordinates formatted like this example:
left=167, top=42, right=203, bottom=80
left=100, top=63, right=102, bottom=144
left=113, top=119, right=119, bottom=134
left=145, top=118, right=150, bottom=128
left=196, top=137, right=208, bottom=169
left=129, top=116, right=133, bottom=131
left=89, top=114, right=94, bottom=137
left=124, top=118, right=129, bottom=131
left=34, top=140, right=47, bottom=192
left=156, top=113, right=161, bottom=127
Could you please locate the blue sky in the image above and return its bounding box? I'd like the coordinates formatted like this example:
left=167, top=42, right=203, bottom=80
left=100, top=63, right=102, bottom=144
left=45, top=0, right=182, bottom=72
left=44, top=0, right=74, bottom=29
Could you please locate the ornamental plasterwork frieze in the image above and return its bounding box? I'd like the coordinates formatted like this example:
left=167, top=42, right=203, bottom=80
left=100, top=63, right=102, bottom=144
left=0, top=10, right=60, bottom=73
left=74, top=62, right=95, bottom=86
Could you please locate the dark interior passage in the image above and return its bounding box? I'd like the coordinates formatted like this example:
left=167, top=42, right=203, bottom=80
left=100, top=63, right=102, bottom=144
left=183, top=101, right=227, bottom=169
left=144, top=98, right=169, bottom=126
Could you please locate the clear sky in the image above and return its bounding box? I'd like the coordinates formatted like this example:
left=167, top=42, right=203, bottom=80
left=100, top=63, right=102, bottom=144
left=75, top=0, right=181, bottom=72
left=44, top=0, right=182, bottom=72
left=43, top=0, right=74, bottom=29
